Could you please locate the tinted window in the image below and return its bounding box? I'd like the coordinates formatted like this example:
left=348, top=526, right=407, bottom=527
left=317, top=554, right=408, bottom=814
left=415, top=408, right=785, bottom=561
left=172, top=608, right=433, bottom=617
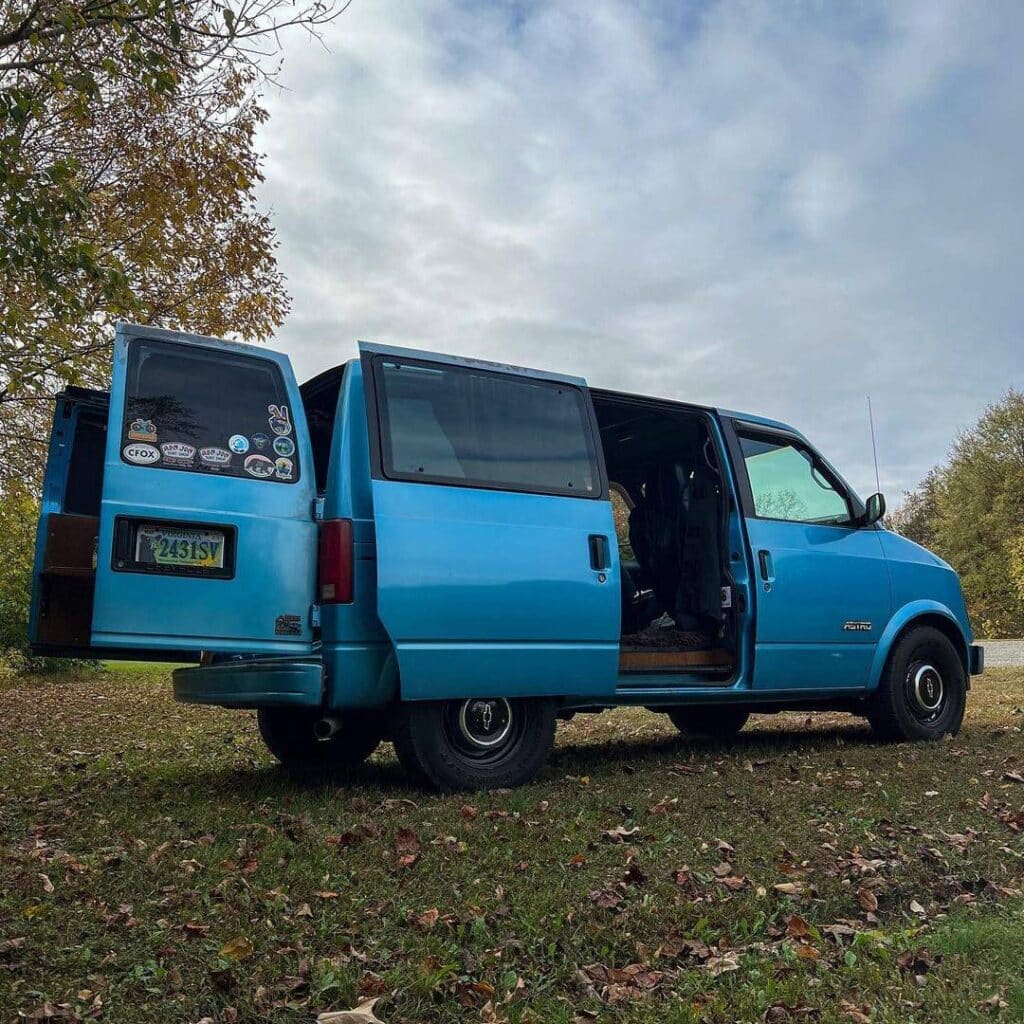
left=122, top=339, right=299, bottom=484
left=740, top=434, right=851, bottom=524
left=376, top=358, right=599, bottom=496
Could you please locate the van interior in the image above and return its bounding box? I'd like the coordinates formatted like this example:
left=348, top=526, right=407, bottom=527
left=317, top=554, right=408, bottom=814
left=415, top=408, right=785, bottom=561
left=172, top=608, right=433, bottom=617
left=592, top=392, right=736, bottom=680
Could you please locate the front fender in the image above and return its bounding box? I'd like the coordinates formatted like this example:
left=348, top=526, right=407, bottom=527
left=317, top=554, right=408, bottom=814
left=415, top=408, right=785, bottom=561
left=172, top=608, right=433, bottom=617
left=868, top=600, right=968, bottom=692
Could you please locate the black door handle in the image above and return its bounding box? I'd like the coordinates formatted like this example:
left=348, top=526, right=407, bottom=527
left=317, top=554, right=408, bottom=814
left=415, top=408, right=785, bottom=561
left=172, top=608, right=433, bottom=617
left=758, top=549, right=774, bottom=582
left=589, top=534, right=610, bottom=571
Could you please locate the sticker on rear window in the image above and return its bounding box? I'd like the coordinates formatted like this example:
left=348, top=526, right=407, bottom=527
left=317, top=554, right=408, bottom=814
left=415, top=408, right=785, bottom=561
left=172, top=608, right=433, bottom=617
left=268, top=404, right=293, bottom=436
left=123, top=443, right=160, bottom=465
left=244, top=454, right=275, bottom=479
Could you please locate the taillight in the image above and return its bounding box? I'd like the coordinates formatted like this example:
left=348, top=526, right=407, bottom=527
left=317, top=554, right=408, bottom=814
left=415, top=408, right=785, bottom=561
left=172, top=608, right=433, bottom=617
left=319, top=518, right=353, bottom=604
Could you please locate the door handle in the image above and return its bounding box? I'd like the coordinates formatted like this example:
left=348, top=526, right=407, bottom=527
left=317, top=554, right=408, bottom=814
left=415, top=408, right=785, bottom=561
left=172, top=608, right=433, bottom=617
left=589, top=534, right=610, bottom=571
left=758, top=549, right=775, bottom=583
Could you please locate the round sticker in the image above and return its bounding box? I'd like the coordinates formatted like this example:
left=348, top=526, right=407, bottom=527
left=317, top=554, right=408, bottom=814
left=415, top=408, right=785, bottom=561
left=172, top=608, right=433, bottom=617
left=228, top=434, right=249, bottom=454
left=274, top=457, right=294, bottom=480
left=251, top=432, right=271, bottom=451
left=244, top=454, right=275, bottom=479
left=123, top=443, right=160, bottom=466
left=273, top=436, right=295, bottom=457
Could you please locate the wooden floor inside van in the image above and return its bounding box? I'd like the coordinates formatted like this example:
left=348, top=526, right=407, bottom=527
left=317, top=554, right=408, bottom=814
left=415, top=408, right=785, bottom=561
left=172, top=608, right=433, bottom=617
left=618, top=647, right=732, bottom=673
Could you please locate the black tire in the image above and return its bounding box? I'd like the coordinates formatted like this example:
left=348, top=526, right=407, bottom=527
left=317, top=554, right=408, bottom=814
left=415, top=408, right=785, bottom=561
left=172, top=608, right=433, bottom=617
left=867, top=626, right=966, bottom=741
left=257, top=707, right=386, bottom=773
left=668, top=705, right=750, bottom=739
left=391, top=698, right=556, bottom=792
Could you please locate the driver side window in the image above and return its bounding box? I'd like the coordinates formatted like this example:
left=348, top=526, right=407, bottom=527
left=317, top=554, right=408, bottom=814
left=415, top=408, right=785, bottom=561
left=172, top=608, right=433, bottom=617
left=739, top=434, right=852, bottom=526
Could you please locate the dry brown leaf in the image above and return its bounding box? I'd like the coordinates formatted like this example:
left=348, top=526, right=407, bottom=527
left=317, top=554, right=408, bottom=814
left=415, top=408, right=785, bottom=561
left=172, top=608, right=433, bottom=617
left=317, top=997, right=385, bottom=1023
left=601, top=825, right=641, bottom=843
left=856, top=887, right=879, bottom=914
left=412, top=908, right=439, bottom=930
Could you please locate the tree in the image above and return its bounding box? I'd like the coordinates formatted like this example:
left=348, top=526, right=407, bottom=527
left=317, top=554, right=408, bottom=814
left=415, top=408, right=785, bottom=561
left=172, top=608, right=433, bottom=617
left=892, top=389, right=1024, bottom=637
left=0, top=0, right=343, bottom=479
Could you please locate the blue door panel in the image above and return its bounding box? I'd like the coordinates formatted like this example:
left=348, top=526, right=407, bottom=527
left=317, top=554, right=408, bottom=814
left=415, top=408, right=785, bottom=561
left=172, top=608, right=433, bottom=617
left=746, top=518, right=890, bottom=689
left=359, top=342, right=621, bottom=702
left=91, top=325, right=317, bottom=654
left=372, top=480, right=620, bottom=701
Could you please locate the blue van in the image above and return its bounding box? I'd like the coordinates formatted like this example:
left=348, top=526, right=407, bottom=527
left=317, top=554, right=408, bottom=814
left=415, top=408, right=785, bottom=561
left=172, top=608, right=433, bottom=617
left=30, top=324, right=983, bottom=791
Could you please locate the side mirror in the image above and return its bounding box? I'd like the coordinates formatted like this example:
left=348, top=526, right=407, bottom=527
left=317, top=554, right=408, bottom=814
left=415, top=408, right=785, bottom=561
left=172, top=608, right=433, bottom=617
left=862, top=492, right=886, bottom=527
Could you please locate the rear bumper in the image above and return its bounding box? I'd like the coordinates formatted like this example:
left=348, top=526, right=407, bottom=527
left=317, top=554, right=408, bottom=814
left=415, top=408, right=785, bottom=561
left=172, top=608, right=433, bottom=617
left=969, top=644, right=984, bottom=676
left=172, top=658, right=324, bottom=708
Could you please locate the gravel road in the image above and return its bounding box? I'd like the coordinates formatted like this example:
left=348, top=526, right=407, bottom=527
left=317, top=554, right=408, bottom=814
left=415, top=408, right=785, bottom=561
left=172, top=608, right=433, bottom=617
left=979, top=640, right=1024, bottom=667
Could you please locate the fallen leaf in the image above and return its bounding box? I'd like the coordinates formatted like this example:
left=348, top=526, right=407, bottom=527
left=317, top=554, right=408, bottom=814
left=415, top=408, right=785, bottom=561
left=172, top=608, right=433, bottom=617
left=979, top=993, right=1008, bottom=1012
left=601, top=825, right=641, bottom=843
left=412, top=908, right=439, bottom=930
left=839, top=1000, right=871, bottom=1023
left=856, top=888, right=879, bottom=914
left=317, top=997, right=385, bottom=1023
left=218, top=937, right=254, bottom=962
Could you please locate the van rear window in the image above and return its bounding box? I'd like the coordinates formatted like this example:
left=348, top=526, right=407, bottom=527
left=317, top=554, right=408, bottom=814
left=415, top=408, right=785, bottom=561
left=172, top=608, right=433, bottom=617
left=374, top=358, right=600, bottom=497
left=121, top=339, right=299, bottom=484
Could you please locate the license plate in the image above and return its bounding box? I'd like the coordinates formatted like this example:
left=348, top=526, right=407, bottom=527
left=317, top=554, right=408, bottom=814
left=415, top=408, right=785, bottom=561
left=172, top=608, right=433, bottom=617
left=135, top=526, right=226, bottom=570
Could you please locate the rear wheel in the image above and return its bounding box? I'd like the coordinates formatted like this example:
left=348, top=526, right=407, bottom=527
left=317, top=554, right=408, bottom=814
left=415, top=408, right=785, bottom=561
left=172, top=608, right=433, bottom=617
left=392, top=697, right=556, bottom=792
left=668, top=705, right=750, bottom=739
left=867, top=626, right=966, bottom=741
left=257, top=707, right=387, bottom=773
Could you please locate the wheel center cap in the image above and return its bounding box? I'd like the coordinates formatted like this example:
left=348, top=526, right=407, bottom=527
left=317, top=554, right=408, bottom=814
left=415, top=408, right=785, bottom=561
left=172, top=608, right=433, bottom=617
left=458, top=698, right=513, bottom=748
left=912, top=665, right=944, bottom=712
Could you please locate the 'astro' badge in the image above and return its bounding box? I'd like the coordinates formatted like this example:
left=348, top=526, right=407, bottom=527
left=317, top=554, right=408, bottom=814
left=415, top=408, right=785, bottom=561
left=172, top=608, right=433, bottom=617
left=123, top=442, right=160, bottom=466
left=268, top=404, right=293, bottom=436
left=228, top=434, right=249, bottom=454
left=160, top=442, right=196, bottom=467
left=128, top=418, right=157, bottom=442
left=273, top=435, right=295, bottom=457
left=251, top=432, right=271, bottom=451
left=244, top=454, right=275, bottom=479
left=274, top=457, right=294, bottom=480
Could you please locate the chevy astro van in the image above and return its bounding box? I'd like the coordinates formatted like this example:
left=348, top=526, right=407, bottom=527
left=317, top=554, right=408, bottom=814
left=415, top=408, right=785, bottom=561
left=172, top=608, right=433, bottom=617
left=30, top=324, right=983, bottom=791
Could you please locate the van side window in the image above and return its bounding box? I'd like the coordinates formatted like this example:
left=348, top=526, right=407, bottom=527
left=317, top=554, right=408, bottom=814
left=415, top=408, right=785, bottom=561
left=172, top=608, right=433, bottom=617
left=375, top=359, right=600, bottom=497
left=122, top=339, right=299, bottom=484
left=739, top=434, right=851, bottom=525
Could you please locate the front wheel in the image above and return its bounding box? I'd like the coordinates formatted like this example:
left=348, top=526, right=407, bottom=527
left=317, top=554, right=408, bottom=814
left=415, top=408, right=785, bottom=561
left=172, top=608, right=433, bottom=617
left=867, top=626, right=966, bottom=741
left=257, top=707, right=387, bottom=774
left=392, top=697, right=556, bottom=792
left=667, top=706, right=750, bottom=739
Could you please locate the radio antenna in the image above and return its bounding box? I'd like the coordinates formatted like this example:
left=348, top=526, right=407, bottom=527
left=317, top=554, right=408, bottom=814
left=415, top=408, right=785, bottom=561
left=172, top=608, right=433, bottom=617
left=867, top=395, right=881, bottom=494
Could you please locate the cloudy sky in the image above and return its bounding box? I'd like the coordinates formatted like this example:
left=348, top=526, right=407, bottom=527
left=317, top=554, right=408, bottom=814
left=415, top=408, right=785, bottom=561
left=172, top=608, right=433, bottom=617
left=257, top=0, right=1023, bottom=501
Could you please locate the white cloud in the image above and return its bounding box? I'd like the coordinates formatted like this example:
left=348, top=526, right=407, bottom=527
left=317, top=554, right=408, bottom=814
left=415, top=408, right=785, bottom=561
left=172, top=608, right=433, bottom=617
left=257, top=0, right=1024, bottom=499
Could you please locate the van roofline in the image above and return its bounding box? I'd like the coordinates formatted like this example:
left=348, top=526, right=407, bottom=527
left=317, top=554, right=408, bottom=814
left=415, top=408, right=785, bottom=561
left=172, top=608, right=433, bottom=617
left=299, top=360, right=799, bottom=439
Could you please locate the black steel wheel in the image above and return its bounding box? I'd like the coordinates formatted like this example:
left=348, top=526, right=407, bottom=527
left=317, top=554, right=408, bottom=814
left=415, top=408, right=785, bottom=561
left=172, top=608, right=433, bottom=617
left=392, top=697, right=556, bottom=792
left=257, top=707, right=386, bottom=774
left=867, top=626, right=966, bottom=741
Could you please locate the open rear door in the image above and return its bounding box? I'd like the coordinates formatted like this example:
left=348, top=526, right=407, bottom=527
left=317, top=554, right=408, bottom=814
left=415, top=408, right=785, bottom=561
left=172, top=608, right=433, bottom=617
left=35, top=323, right=318, bottom=658
left=360, top=343, right=620, bottom=701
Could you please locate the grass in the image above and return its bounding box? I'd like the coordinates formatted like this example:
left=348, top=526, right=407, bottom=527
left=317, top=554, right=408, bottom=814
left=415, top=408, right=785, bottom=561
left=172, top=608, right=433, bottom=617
left=1, top=667, right=1023, bottom=1024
